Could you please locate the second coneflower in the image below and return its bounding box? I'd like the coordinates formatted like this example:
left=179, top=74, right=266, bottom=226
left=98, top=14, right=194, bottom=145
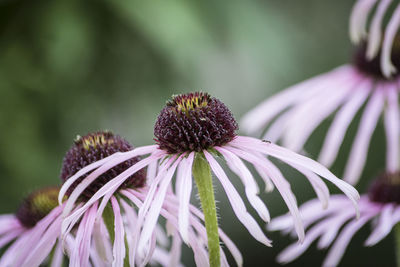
left=60, top=92, right=360, bottom=267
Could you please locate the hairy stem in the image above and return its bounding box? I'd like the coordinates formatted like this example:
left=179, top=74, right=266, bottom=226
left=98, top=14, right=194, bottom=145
left=192, top=152, right=220, bottom=267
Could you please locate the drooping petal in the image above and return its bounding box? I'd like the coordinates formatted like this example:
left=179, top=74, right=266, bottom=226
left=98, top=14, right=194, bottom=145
left=283, top=74, right=356, bottom=152
left=59, top=145, right=158, bottom=205
left=216, top=147, right=271, bottom=222
left=365, top=203, right=395, bottom=246
left=70, top=202, right=98, bottom=267
left=50, top=240, right=64, bottom=267
left=111, top=197, right=125, bottom=267
left=241, top=66, right=350, bottom=134
left=176, top=152, right=195, bottom=244
left=203, top=150, right=272, bottom=246
left=319, top=79, right=372, bottom=167
left=344, top=88, right=385, bottom=185
left=367, top=0, right=393, bottom=59
left=62, top=147, right=162, bottom=219
left=230, top=136, right=360, bottom=215
left=381, top=4, right=400, bottom=77
left=137, top=155, right=183, bottom=253
left=349, top=0, right=378, bottom=43
left=223, top=147, right=304, bottom=241
left=322, top=212, right=376, bottom=267
left=22, top=216, right=63, bottom=267
left=287, top=162, right=330, bottom=209
left=384, top=85, right=400, bottom=172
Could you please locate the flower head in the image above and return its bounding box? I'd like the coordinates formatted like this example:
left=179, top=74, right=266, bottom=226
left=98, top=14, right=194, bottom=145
left=154, top=92, right=237, bottom=153
left=0, top=186, right=69, bottom=267
left=350, top=0, right=400, bottom=77
left=62, top=92, right=360, bottom=266
left=61, top=131, right=146, bottom=199
left=268, top=170, right=400, bottom=267
left=242, top=40, right=400, bottom=185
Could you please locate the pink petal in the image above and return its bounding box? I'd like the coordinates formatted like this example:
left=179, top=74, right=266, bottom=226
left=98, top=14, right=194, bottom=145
left=138, top=156, right=182, bottom=252
left=365, top=203, right=394, bottom=246
left=22, top=216, right=63, bottom=267
left=240, top=66, right=350, bottom=134
left=344, top=88, right=385, bottom=185
left=381, top=4, right=400, bottom=77
left=50, top=240, right=64, bottom=267
left=92, top=220, right=112, bottom=264
left=349, top=0, right=378, bottom=43
left=366, top=0, right=393, bottom=59
left=287, top=162, right=330, bottom=209
left=322, top=212, right=376, bottom=267
left=13, top=205, right=64, bottom=266
left=111, top=197, right=125, bottom=267
left=384, top=85, right=400, bottom=172
left=176, top=152, right=195, bottom=244
left=71, top=202, right=98, bottom=267
left=168, top=230, right=182, bottom=267
left=318, top=79, right=371, bottom=167
left=283, top=74, right=355, bottom=151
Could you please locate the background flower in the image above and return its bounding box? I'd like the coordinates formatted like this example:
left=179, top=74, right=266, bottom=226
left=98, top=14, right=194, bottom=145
left=268, top=171, right=400, bottom=267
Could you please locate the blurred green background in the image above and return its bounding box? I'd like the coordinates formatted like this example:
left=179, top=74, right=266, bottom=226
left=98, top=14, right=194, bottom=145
left=0, top=0, right=393, bottom=266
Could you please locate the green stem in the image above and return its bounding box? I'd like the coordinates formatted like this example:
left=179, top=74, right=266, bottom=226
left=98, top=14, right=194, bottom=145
left=192, top=152, right=220, bottom=267
left=102, top=202, right=130, bottom=267
left=396, top=223, right=400, bottom=267
left=103, top=203, right=115, bottom=243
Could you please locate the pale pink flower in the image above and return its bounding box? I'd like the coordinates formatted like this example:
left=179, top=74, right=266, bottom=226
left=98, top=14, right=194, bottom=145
left=0, top=186, right=104, bottom=267
left=242, top=44, right=400, bottom=185
left=58, top=131, right=240, bottom=267
left=268, top=171, right=400, bottom=267
left=60, top=92, right=359, bottom=266
left=350, top=0, right=400, bottom=77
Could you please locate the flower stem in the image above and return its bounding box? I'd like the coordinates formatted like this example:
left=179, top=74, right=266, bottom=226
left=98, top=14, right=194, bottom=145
left=396, top=223, right=400, bottom=267
left=192, top=152, right=220, bottom=267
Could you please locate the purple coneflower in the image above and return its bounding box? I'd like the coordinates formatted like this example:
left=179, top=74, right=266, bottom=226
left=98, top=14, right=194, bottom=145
left=0, top=186, right=71, bottom=267
left=241, top=40, right=400, bottom=185
left=59, top=131, right=241, bottom=267
left=350, top=0, right=400, bottom=77
left=268, top=170, right=400, bottom=267
left=60, top=92, right=359, bottom=266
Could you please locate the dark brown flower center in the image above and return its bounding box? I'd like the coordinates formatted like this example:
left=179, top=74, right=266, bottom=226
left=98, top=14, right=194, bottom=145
left=16, top=187, right=61, bottom=228
left=368, top=171, right=400, bottom=204
left=353, top=36, right=400, bottom=79
left=154, top=92, right=238, bottom=154
left=60, top=131, right=146, bottom=200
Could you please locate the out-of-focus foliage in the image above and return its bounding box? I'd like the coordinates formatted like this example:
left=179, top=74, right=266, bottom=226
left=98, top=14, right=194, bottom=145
left=0, top=0, right=392, bottom=266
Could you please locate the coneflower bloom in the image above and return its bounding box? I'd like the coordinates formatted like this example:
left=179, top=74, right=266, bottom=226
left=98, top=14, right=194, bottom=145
left=60, top=92, right=359, bottom=266
left=241, top=41, right=400, bottom=185
left=0, top=186, right=73, bottom=267
left=268, top=170, right=400, bottom=267
left=58, top=131, right=241, bottom=267
left=350, top=0, right=400, bottom=77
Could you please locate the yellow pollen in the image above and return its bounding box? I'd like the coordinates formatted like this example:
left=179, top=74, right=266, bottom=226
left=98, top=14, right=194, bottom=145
left=80, top=134, right=115, bottom=150
left=176, top=96, right=208, bottom=112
